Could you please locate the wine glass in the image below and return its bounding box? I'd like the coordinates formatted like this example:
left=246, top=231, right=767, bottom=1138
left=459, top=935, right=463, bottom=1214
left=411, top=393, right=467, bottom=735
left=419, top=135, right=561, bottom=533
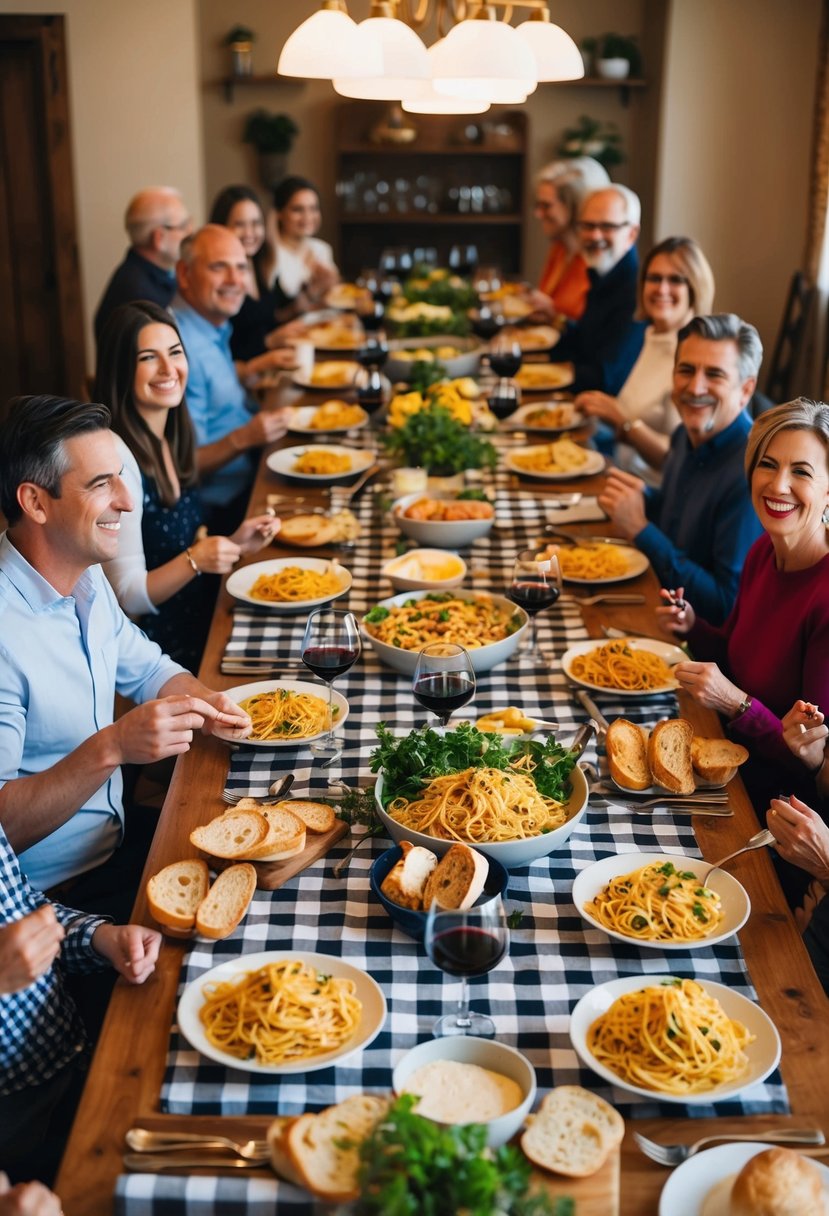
left=355, top=330, right=389, bottom=370
left=356, top=297, right=386, bottom=333
left=473, top=264, right=502, bottom=299
left=424, top=894, right=509, bottom=1037
left=489, top=333, right=523, bottom=379
left=353, top=366, right=390, bottom=417
left=300, top=609, right=361, bottom=756
left=413, top=245, right=438, bottom=270
left=470, top=305, right=503, bottom=342
left=506, top=549, right=562, bottom=665
left=487, top=377, right=521, bottom=421
left=448, top=243, right=479, bottom=278
left=412, top=643, right=476, bottom=728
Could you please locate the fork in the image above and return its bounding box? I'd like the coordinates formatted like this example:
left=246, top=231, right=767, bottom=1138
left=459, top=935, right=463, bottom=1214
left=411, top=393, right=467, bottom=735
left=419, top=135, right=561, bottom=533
left=701, top=827, right=776, bottom=881
left=566, top=593, right=646, bottom=607
left=633, top=1127, right=825, bottom=1167
left=221, top=773, right=294, bottom=807
left=126, top=1128, right=270, bottom=1160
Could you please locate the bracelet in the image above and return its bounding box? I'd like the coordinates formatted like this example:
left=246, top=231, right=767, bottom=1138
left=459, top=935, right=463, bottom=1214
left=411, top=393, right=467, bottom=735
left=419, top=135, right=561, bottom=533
left=620, top=418, right=644, bottom=436
left=184, top=547, right=201, bottom=577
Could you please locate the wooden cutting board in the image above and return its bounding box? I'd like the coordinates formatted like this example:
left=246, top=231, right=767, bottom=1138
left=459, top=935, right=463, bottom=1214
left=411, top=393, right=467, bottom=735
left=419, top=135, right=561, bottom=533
left=531, top=1146, right=620, bottom=1215
left=211, top=818, right=350, bottom=890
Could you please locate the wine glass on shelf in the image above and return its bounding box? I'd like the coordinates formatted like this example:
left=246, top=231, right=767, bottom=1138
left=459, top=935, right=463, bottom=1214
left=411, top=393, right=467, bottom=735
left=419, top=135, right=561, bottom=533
left=300, top=609, right=361, bottom=757
left=506, top=549, right=562, bottom=665
left=448, top=243, right=479, bottom=278
left=424, top=894, right=509, bottom=1037
left=488, top=332, right=523, bottom=379
left=413, top=245, right=438, bottom=270
left=412, top=643, right=476, bottom=728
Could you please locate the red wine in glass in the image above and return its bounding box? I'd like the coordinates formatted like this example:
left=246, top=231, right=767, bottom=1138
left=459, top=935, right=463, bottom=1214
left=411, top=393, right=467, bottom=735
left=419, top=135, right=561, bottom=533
left=357, top=299, right=386, bottom=332
left=507, top=579, right=561, bottom=615
left=354, top=367, right=387, bottom=415
left=301, top=644, right=360, bottom=681
left=508, top=550, right=562, bottom=665
left=429, top=925, right=508, bottom=976
left=412, top=671, right=475, bottom=720
left=471, top=308, right=502, bottom=341
left=300, top=609, right=360, bottom=756
left=489, top=348, right=522, bottom=377
left=355, top=334, right=389, bottom=369
left=424, top=895, right=508, bottom=1037
left=448, top=243, right=478, bottom=278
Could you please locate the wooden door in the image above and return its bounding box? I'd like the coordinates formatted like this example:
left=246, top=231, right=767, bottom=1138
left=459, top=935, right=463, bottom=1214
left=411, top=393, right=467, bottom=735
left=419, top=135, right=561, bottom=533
left=0, top=15, right=85, bottom=410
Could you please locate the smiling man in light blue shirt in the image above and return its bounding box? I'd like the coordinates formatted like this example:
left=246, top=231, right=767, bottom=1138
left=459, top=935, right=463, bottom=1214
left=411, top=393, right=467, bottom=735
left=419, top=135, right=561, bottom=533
left=0, top=396, right=251, bottom=902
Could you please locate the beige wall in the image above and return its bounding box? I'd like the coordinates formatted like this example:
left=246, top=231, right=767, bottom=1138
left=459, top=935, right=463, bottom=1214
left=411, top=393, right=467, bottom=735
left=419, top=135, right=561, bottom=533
left=0, top=0, right=204, bottom=370
left=655, top=0, right=821, bottom=372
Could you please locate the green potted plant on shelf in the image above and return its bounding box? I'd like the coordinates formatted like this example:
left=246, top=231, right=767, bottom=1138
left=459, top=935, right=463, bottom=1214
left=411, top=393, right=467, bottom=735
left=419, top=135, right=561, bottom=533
left=556, top=115, right=625, bottom=170
left=243, top=109, right=299, bottom=192
left=594, top=33, right=642, bottom=80
left=224, top=25, right=255, bottom=77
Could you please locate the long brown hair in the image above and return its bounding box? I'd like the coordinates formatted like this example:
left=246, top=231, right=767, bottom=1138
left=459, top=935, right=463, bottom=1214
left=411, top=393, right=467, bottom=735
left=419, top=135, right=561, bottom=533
left=94, top=301, right=196, bottom=507
left=209, top=184, right=274, bottom=296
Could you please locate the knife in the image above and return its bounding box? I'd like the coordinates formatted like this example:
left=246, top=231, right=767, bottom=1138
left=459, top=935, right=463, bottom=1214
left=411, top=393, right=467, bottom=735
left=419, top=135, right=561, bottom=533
left=123, top=1153, right=268, bottom=1172
left=574, top=689, right=611, bottom=738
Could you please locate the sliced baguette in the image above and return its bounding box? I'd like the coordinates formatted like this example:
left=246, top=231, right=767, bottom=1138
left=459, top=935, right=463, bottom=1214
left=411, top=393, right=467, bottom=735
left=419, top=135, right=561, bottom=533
left=691, top=736, right=749, bottom=785
left=146, top=859, right=210, bottom=933
left=422, top=843, right=489, bottom=911
left=520, top=1086, right=624, bottom=1179
left=266, top=1116, right=303, bottom=1187
left=244, top=806, right=306, bottom=861
left=190, top=811, right=269, bottom=859
left=606, top=718, right=651, bottom=790
left=381, top=840, right=438, bottom=910
left=287, top=1094, right=390, bottom=1202
left=647, top=718, right=694, bottom=795
left=194, top=863, right=257, bottom=939
left=278, top=514, right=338, bottom=547
left=276, top=799, right=336, bottom=835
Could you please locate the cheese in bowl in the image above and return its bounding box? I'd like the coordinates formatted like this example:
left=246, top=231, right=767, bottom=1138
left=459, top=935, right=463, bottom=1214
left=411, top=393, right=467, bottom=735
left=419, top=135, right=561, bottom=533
left=381, top=549, right=467, bottom=591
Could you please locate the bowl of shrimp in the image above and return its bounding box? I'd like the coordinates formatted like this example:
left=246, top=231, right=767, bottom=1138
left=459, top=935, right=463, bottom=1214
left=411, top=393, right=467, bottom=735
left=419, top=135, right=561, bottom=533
left=391, top=492, right=496, bottom=549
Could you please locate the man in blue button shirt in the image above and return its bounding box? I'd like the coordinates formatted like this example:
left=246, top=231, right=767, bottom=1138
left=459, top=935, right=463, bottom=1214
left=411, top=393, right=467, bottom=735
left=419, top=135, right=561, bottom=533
left=599, top=314, right=765, bottom=625
left=0, top=395, right=252, bottom=914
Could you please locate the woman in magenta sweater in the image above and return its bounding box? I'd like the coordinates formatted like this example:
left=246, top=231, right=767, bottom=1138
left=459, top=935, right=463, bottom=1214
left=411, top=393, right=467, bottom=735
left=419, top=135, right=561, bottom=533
left=657, top=398, right=829, bottom=817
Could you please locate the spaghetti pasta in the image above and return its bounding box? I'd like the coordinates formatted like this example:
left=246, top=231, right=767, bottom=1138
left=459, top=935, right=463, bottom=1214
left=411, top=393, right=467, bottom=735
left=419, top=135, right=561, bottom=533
left=586, top=978, right=755, bottom=1095
left=541, top=544, right=631, bottom=581
left=199, top=958, right=362, bottom=1065
left=248, top=565, right=344, bottom=603
left=293, top=449, right=353, bottom=475
left=363, top=594, right=520, bottom=653
left=568, top=640, right=675, bottom=691
left=586, top=861, right=723, bottom=943
left=307, top=400, right=366, bottom=429
left=238, top=689, right=332, bottom=740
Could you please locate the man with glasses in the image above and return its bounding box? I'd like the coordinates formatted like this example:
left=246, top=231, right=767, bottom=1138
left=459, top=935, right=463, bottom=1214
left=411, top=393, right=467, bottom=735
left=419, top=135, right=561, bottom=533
left=94, top=187, right=193, bottom=342
left=548, top=185, right=645, bottom=395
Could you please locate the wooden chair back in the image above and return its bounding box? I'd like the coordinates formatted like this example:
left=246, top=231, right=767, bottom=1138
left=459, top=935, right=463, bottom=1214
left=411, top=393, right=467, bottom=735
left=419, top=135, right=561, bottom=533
left=765, top=271, right=815, bottom=402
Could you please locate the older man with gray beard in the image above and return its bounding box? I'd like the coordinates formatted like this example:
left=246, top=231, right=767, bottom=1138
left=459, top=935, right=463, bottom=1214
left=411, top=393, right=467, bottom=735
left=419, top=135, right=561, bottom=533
left=598, top=313, right=765, bottom=624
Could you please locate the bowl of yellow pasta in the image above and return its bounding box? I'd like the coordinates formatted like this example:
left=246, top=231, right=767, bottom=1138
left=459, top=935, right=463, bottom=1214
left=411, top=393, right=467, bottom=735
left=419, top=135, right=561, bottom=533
left=361, top=590, right=527, bottom=675
left=225, top=557, right=352, bottom=612
left=266, top=444, right=376, bottom=486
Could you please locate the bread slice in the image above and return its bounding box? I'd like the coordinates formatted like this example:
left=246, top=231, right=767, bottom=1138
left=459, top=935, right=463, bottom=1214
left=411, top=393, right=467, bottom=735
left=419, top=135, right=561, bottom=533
left=276, top=799, right=336, bottom=835
left=277, top=514, right=338, bottom=548
left=195, top=863, right=257, bottom=939
left=244, top=806, right=307, bottom=861
left=520, top=1086, right=624, bottom=1179
left=266, top=1116, right=303, bottom=1186
left=422, top=843, right=489, bottom=911
left=606, top=719, right=651, bottom=790
left=287, top=1094, right=390, bottom=1202
left=146, top=859, right=210, bottom=933
left=647, top=718, right=694, bottom=795
left=380, top=840, right=438, bottom=910
left=691, top=736, right=749, bottom=785
left=190, top=811, right=269, bottom=859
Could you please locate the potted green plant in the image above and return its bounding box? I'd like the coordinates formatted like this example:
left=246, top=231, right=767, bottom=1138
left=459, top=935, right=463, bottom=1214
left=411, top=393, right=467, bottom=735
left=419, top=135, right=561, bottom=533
left=556, top=115, right=624, bottom=170
left=382, top=405, right=496, bottom=477
left=224, top=25, right=255, bottom=77
left=242, top=109, right=299, bottom=191
left=594, top=33, right=642, bottom=80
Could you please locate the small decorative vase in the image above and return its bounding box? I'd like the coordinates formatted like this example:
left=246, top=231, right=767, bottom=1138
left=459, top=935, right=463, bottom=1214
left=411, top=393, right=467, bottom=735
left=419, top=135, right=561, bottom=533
left=230, top=42, right=253, bottom=77
left=258, top=152, right=288, bottom=193
left=596, top=57, right=630, bottom=80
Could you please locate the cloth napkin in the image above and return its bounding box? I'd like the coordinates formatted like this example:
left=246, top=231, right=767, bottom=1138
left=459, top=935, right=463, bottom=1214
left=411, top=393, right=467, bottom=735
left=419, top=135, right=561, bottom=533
left=114, top=1174, right=320, bottom=1215
left=544, top=496, right=608, bottom=525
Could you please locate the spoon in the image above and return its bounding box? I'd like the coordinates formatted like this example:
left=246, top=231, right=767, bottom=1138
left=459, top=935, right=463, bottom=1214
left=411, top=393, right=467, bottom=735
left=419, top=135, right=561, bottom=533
left=701, top=828, right=776, bottom=881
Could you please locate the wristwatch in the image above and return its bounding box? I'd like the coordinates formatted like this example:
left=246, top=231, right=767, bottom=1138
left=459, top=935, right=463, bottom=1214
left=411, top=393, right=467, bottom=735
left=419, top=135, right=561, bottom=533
left=620, top=418, right=643, bottom=436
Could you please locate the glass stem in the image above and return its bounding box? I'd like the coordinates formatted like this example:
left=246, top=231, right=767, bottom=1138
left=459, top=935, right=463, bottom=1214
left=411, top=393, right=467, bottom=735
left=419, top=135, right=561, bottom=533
left=326, top=679, right=335, bottom=745
left=455, top=977, right=472, bottom=1029
left=526, top=614, right=537, bottom=652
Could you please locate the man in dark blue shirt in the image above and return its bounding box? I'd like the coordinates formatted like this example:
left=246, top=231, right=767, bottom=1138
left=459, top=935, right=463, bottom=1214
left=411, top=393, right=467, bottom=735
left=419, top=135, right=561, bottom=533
left=94, top=187, right=192, bottom=343
left=598, top=313, right=765, bottom=625
left=549, top=185, right=645, bottom=395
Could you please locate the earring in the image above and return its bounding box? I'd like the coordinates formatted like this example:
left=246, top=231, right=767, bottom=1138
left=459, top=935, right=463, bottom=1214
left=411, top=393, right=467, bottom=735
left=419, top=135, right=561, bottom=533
left=823, top=505, right=829, bottom=526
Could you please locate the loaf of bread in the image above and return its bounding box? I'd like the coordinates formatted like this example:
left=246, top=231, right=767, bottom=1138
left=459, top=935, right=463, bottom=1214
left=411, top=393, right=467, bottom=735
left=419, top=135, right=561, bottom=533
left=195, top=863, right=257, bottom=940
left=422, top=843, right=489, bottom=911
left=691, top=737, right=749, bottom=785
left=381, top=840, right=438, bottom=910
left=520, top=1086, right=624, bottom=1179
left=286, top=1094, right=390, bottom=1202
left=648, top=718, right=695, bottom=795
left=606, top=719, right=651, bottom=790
left=728, top=1147, right=827, bottom=1216
left=190, top=810, right=269, bottom=859
left=244, top=805, right=306, bottom=861
left=146, top=859, right=210, bottom=933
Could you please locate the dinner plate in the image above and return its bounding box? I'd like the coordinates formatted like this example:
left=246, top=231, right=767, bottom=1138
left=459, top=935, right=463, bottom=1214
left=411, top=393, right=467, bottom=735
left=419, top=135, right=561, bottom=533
left=504, top=445, right=605, bottom=481
left=225, top=557, right=352, bottom=612
left=293, top=360, right=361, bottom=391
left=572, top=851, right=750, bottom=950
left=177, top=950, right=387, bottom=1075
left=506, top=402, right=585, bottom=434
left=658, top=1142, right=829, bottom=1216
left=556, top=542, right=650, bottom=585
left=214, top=679, right=349, bottom=748
left=287, top=404, right=369, bottom=435
left=266, top=444, right=376, bottom=485
left=560, top=636, right=685, bottom=696
left=569, top=974, right=781, bottom=1105
left=514, top=363, right=574, bottom=392
left=504, top=325, right=561, bottom=352
left=324, top=283, right=370, bottom=311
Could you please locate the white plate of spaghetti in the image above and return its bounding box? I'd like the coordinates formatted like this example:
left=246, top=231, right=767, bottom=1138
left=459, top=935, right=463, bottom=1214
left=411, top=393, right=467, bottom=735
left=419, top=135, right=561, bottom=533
left=560, top=637, right=685, bottom=696
left=225, top=557, right=352, bottom=612
left=569, top=975, right=780, bottom=1104
left=177, top=950, right=387, bottom=1074
left=539, top=541, right=649, bottom=585
left=215, top=680, right=349, bottom=748
left=287, top=402, right=369, bottom=434
left=266, top=444, right=376, bottom=485
left=573, top=852, right=750, bottom=950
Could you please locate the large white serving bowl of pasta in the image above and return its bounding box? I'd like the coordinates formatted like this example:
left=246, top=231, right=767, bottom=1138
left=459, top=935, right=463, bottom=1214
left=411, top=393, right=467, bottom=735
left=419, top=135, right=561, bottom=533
left=177, top=951, right=387, bottom=1074
left=373, top=762, right=589, bottom=868
left=572, top=852, right=751, bottom=950
left=213, top=680, right=349, bottom=748
left=361, top=590, right=528, bottom=675
left=569, top=974, right=781, bottom=1105
left=225, top=557, right=352, bottom=612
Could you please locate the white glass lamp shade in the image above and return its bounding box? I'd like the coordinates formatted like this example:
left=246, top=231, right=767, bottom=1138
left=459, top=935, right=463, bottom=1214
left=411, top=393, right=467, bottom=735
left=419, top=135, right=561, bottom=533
left=430, top=20, right=537, bottom=102
left=333, top=17, right=429, bottom=99
left=402, top=79, right=491, bottom=114
left=278, top=9, right=382, bottom=79
left=515, top=18, right=584, bottom=81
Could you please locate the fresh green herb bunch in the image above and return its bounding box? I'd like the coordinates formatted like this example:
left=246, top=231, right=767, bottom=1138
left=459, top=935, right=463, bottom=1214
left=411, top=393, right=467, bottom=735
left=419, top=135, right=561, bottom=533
left=408, top=359, right=449, bottom=394
left=355, top=1094, right=569, bottom=1216
left=402, top=275, right=478, bottom=312
left=382, top=404, right=496, bottom=474
left=391, top=312, right=470, bottom=339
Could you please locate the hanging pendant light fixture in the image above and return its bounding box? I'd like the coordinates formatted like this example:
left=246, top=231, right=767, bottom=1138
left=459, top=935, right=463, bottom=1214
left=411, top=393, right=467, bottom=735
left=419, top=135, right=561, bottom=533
left=278, top=0, right=383, bottom=80
left=333, top=1, right=430, bottom=100
left=515, top=8, right=584, bottom=81
left=429, top=7, right=537, bottom=103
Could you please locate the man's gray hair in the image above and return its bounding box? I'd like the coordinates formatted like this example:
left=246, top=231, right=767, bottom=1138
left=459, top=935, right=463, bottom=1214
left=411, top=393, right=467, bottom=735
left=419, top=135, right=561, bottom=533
left=677, top=313, right=764, bottom=382
left=604, top=184, right=641, bottom=228
left=125, top=187, right=184, bottom=248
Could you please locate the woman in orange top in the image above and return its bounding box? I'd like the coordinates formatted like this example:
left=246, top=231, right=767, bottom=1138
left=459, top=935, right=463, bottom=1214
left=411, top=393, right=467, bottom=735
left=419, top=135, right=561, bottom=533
left=529, top=157, right=609, bottom=321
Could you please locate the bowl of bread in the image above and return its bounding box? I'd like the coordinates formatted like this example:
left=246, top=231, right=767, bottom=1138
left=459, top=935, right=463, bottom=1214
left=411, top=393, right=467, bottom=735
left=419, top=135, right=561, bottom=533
left=370, top=841, right=508, bottom=939
left=607, top=717, right=749, bottom=794
left=391, top=491, right=496, bottom=548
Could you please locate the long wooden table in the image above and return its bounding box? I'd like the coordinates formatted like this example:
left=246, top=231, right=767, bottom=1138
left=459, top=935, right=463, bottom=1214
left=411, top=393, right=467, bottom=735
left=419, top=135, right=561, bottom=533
left=56, top=413, right=828, bottom=1215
